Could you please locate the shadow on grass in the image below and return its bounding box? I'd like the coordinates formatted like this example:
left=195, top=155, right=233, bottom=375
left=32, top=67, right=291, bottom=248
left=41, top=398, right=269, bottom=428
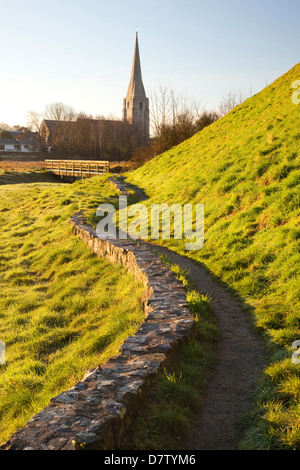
left=118, top=175, right=149, bottom=202
left=0, top=171, right=62, bottom=186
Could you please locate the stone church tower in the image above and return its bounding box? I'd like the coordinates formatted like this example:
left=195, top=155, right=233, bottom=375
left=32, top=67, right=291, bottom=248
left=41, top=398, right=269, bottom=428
left=122, top=33, right=150, bottom=141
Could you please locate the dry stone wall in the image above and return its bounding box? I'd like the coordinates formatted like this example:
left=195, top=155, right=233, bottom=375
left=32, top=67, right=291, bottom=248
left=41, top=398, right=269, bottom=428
left=1, top=183, right=195, bottom=450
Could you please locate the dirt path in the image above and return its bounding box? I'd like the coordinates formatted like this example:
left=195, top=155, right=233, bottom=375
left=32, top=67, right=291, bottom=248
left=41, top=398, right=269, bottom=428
left=112, top=177, right=267, bottom=450
left=144, top=242, right=267, bottom=450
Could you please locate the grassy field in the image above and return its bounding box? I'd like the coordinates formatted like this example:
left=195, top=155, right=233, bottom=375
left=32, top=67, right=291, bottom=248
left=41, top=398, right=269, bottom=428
left=0, top=63, right=299, bottom=450
left=0, top=169, right=144, bottom=445
left=124, top=63, right=300, bottom=449
left=0, top=161, right=46, bottom=172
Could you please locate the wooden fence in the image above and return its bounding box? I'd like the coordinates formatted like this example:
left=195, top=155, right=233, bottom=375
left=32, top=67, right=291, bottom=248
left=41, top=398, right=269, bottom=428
left=45, top=160, right=110, bottom=178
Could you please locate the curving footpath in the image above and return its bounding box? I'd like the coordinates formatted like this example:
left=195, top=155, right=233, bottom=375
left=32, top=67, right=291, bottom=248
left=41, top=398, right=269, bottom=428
left=1, top=177, right=267, bottom=450
left=144, top=242, right=267, bottom=450
left=111, top=176, right=267, bottom=450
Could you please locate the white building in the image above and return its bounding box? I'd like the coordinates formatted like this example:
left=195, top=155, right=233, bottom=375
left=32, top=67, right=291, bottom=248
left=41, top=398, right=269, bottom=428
left=0, top=138, right=21, bottom=152
left=0, top=131, right=40, bottom=153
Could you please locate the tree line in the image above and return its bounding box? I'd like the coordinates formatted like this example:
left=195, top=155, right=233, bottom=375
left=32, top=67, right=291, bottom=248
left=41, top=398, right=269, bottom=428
left=26, top=103, right=142, bottom=160
left=21, top=85, right=252, bottom=163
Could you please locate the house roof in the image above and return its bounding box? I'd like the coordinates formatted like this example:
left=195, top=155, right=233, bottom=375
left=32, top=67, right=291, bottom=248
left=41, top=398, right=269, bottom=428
left=43, top=118, right=124, bottom=133
left=43, top=119, right=78, bottom=129
left=19, top=138, right=35, bottom=145
left=0, top=138, right=19, bottom=145
left=43, top=119, right=60, bottom=130
left=7, top=131, right=23, bottom=137
left=17, top=132, right=38, bottom=142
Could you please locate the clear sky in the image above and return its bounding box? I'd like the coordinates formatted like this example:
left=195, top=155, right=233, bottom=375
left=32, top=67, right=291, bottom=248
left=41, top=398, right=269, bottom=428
left=0, top=0, right=299, bottom=127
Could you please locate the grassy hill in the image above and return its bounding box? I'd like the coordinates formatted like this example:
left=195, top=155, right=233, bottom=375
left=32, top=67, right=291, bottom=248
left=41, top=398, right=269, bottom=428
left=125, top=63, right=300, bottom=449
left=0, top=172, right=144, bottom=445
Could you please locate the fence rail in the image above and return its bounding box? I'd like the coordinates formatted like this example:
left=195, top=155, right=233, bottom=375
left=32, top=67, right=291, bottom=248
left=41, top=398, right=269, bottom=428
left=45, top=159, right=110, bottom=178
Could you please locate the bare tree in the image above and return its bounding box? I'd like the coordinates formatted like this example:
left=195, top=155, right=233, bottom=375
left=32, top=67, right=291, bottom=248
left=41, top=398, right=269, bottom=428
left=44, top=102, right=77, bottom=122
left=195, top=110, right=220, bottom=132
left=150, top=84, right=166, bottom=135
left=148, top=83, right=219, bottom=156
left=0, top=122, right=13, bottom=131
left=26, top=111, right=43, bottom=132
left=42, top=103, right=78, bottom=156
left=218, top=88, right=253, bottom=117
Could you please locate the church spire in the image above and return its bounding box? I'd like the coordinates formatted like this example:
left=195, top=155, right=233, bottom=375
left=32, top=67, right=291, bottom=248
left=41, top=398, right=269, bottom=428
left=122, top=33, right=149, bottom=141
left=126, top=32, right=146, bottom=99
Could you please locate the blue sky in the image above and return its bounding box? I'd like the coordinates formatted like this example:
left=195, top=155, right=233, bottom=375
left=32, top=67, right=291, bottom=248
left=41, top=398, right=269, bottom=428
left=0, top=0, right=299, bottom=126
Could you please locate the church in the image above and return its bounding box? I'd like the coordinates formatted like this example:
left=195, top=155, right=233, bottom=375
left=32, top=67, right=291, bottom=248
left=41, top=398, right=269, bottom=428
left=122, top=32, right=150, bottom=141
left=40, top=33, right=150, bottom=159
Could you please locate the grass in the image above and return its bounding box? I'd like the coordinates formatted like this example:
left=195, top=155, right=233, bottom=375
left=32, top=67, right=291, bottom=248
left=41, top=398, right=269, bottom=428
left=1, top=63, right=299, bottom=450
left=0, top=169, right=145, bottom=445
left=0, top=161, right=46, bottom=172
left=123, top=63, right=300, bottom=449
left=120, top=254, right=217, bottom=450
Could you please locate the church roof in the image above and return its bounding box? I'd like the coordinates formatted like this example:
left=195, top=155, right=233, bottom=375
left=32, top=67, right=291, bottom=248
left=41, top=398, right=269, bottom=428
left=126, top=33, right=146, bottom=100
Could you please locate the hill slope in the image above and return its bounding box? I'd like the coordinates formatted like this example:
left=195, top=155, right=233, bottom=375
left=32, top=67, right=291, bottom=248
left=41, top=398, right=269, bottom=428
left=126, top=63, right=300, bottom=449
